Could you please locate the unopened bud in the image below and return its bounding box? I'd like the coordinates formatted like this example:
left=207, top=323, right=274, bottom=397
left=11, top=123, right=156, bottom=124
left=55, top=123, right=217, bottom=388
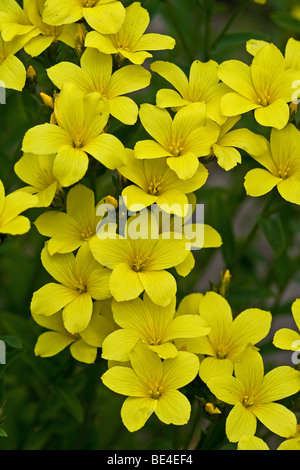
left=75, top=23, right=86, bottom=56
left=105, top=196, right=118, bottom=209
left=219, top=269, right=231, bottom=297
left=40, top=92, right=54, bottom=109
left=205, top=403, right=221, bottom=415
left=26, top=65, right=36, bottom=82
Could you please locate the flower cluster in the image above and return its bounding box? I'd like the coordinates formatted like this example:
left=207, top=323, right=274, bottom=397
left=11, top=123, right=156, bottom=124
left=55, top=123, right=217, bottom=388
left=1, top=0, right=300, bottom=450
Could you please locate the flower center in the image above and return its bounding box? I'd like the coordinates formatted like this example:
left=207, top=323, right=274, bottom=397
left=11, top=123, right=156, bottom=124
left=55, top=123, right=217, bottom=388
left=148, top=176, right=162, bottom=195
left=44, top=26, right=57, bottom=37
left=148, top=381, right=163, bottom=399
left=169, top=137, right=184, bottom=157
left=242, top=394, right=256, bottom=408
left=277, top=163, right=291, bottom=179
left=116, top=40, right=130, bottom=51
left=73, top=277, right=88, bottom=294
left=148, top=337, right=162, bottom=346
left=82, top=0, right=97, bottom=7
left=80, top=227, right=95, bottom=240
left=0, top=53, right=5, bottom=65
left=132, top=254, right=148, bottom=272
left=216, top=343, right=228, bottom=359
left=257, top=92, right=271, bottom=107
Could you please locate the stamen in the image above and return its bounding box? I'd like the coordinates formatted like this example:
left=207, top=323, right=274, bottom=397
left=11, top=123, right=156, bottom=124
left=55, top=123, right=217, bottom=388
left=148, top=176, right=162, bottom=195
left=132, top=254, right=149, bottom=272
left=149, top=381, right=163, bottom=399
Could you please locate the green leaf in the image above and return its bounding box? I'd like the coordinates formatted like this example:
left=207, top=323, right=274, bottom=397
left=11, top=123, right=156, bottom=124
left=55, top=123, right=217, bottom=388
left=257, top=214, right=286, bottom=256
left=0, top=336, right=22, bottom=349
left=271, top=13, right=300, bottom=34
left=0, top=428, right=7, bottom=437
left=54, top=386, right=84, bottom=424
left=215, top=30, right=270, bottom=49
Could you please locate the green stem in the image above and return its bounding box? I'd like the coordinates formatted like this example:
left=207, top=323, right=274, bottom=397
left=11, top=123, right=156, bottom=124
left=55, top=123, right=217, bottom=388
left=203, top=0, right=214, bottom=61
left=183, top=400, right=202, bottom=450
left=229, top=192, right=274, bottom=271
left=211, top=0, right=251, bottom=51
left=164, top=0, right=194, bottom=62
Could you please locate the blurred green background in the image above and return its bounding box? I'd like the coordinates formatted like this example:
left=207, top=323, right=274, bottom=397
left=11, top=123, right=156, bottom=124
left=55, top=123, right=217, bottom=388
left=0, top=0, right=299, bottom=450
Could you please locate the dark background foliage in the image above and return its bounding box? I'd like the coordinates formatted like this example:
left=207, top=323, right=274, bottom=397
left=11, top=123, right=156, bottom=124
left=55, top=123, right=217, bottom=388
left=0, top=0, right=299, bottom=450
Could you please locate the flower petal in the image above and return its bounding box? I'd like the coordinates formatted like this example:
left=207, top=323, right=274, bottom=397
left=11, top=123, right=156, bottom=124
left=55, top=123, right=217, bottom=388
left=226, top=402, right=257, bottom=443
left=252, top=403, right=297, bottom=438
left=244, top=168, right=281, bottom=197
left=155, top=390, right=191, bottom=425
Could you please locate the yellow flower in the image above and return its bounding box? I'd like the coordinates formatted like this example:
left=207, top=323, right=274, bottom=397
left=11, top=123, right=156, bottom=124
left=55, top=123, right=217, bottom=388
left=253, top=0, right=266, bottom=4
left=151, top=59, right=229, bottom=125
left=14, top=153, right=62, bottom=207
left=174, top=291, right=271, bottom=383
left=22, top=82, right=127, bottom=187
left=273, top=299, right=300, bottom=352
left=207, top=347, right=300, bottom=442
left=0, top=33, right=34, bottom=91
left=101, top=340, right=199, bottom=432
left=134, top=102, right=219, bottom=180
left=102, top=293, right=210, bottom=361
left=33, top=299, right=116, bottom=364
left=206, top=116, right=268, bottom=171
left=246, top=37, right=300, bottom=71
left=31, top=243, right=111, bottom=334
left=218, top=43, right=299, bottom=129
left=0, top=180, right=38, bottom=236
left=47, top=47, right=151, bottom=125
left=43, top=0, right=125, bottom=35
left=0, top=0, right=37, bottom=41
left=244, top=124, right=300, bottom=205
left=23, top=0, right=78, bottom=57
left=89, top=216, right=191, bottom=306
left=119, top=149, right=208, bottom=217
left=34, top=183, right=106, bottom=254
left=238, top=433, right=300, bottom=450
left=85, top=2, right=175, bottom=65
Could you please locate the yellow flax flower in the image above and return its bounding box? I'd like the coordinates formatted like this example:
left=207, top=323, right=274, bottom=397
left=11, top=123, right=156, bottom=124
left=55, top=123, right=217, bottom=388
left=206, top=116, right=268, bottom=171
left=0, top=0, right=37, bottom=41
left=43, top=0, right=125, bottom=35
left=85, top=2, right=175, bottom=65
left=33, top=299, right=116, bottom=364
left=23, top=0, right=77, bottom=57
left=151, top=59, right=229, bottom=125
left=174, top=291, right=271, bottom=383
left=47, top=47, right=151, bottom=125
left=238, top=433, right=300, bottom=450
left=218, top=43, right=299, bottom=129
left=246, top=38, right=300, bottom=71
left=31, top=243, right=111, bottom=334
left=0, top=33, right=35, bottom=91
left=134, top=102, right=219, bottom=180
left=14, top=153, right=62, bottom=207
left=273, top=299, right=300, bottom=353
left=0, top=180, right=38, bottom=236
left=119, top=149, right=208, bottom=216
left=22, top=82, right=127, bottom=187
left=102, top=293, right=210, bottom=361
left=101, top=340, right=199, bottom=432
left=34, top=183, right=106, bottom=254
left=244, top=124, right=300, bottom=205
left=89, top=217, right=191, bottom=306
left=207, top=347, right=300, bottom=442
